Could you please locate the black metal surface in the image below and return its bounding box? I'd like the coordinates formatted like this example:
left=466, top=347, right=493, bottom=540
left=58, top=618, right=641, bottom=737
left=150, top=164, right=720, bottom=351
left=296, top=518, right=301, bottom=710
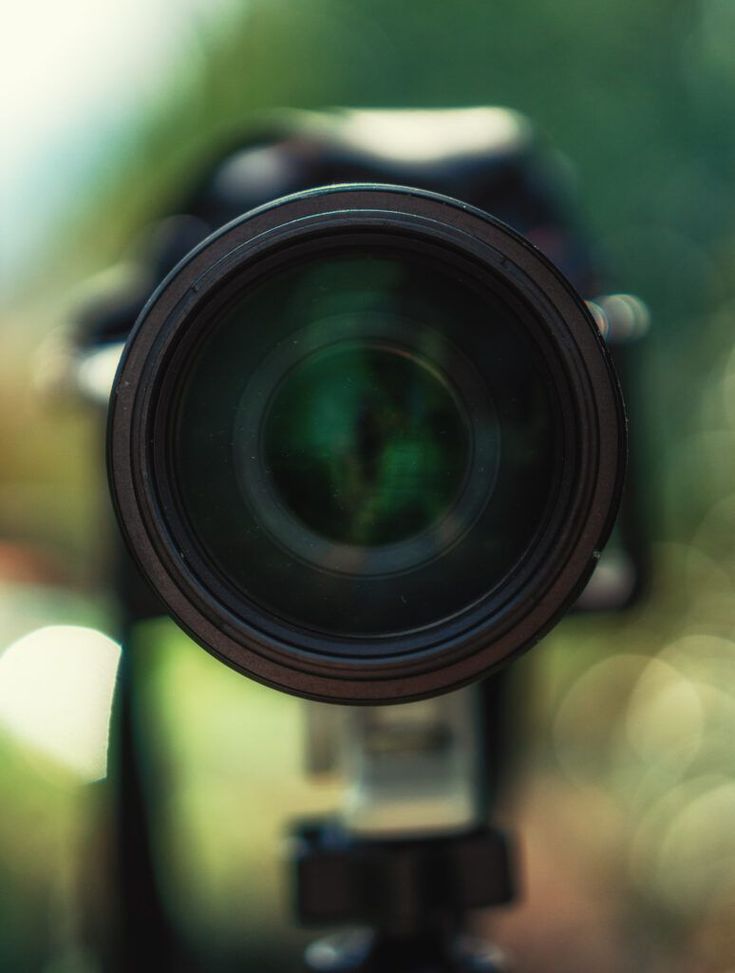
left=293, top=821, right=515, bottom=929
left=105, top=633, right=181, bottom=972
left=294, top=820, right=514, bottom=973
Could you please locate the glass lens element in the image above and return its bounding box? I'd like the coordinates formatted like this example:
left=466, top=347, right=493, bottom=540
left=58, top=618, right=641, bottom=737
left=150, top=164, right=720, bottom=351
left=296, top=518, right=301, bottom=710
left=171, top=243, right=560, bottom=639
left=262, top=342, right=470, bottom=547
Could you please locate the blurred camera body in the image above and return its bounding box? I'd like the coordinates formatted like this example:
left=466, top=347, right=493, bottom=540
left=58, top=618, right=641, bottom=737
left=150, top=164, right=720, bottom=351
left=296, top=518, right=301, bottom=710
left=81, top=109, right=641, bottom=700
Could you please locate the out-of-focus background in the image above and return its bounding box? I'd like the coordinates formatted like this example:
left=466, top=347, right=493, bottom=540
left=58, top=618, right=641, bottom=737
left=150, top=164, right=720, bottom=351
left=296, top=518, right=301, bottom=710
left=3, top=1, right=735, bottom=970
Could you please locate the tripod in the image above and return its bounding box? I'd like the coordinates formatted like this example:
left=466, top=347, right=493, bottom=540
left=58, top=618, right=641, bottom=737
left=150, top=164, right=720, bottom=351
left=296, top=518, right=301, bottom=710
left=291, top=685, right=517, bottom=972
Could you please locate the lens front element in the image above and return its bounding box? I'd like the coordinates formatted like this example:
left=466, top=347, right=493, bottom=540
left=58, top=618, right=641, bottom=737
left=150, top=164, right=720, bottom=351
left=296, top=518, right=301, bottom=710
left=262, top=341, right=469, bottom=550
left=172, top=246, right=551, bottom=638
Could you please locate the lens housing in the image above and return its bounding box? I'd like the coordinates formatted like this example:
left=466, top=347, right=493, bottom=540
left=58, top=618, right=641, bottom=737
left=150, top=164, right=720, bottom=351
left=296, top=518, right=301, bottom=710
left=108, top=185, right=626, bottom=703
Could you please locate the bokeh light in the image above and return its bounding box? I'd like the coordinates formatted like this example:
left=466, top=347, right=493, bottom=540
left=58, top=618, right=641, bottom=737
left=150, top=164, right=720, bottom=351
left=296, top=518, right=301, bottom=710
left=0, top=626, right=120, bottom=781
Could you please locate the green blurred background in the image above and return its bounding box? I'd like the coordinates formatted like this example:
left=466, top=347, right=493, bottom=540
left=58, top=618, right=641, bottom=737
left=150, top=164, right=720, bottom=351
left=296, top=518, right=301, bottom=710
left=3, top=0, right=735, bottom=969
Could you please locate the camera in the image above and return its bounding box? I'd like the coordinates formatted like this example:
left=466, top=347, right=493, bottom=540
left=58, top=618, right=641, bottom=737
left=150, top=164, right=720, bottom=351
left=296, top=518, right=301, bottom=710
left=92, top=108, right=640, bottom=705
left=68, top=106, right=649, bottom=970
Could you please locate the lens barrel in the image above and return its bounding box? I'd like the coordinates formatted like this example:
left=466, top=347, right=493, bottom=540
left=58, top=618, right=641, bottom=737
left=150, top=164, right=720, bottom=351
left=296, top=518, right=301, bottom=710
left=108, top=185, right=626, bottom=703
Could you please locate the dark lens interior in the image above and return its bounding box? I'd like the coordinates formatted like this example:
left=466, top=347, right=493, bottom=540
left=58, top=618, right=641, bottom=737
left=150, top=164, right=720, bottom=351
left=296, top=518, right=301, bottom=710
left=263, top=342, right=470, bottom=547
left=168, top=240, right=563, bottom=641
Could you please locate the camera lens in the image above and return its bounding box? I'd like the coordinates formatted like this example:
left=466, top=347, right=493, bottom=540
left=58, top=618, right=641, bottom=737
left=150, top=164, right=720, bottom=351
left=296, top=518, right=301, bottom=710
left=109, top=187, right=625, bottom=702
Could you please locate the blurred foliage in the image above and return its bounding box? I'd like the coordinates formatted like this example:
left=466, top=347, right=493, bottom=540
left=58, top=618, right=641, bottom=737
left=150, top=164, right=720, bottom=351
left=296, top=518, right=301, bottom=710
left=8, top=0, right=735, bottom=567
left=3, top=0, right=735, bottom=970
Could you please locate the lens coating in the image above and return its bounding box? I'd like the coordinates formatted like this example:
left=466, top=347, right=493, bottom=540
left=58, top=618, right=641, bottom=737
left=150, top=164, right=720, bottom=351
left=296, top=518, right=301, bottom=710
left=170, top=241, right=560, bottom=640
left=262, top=341, right=470, bottom=547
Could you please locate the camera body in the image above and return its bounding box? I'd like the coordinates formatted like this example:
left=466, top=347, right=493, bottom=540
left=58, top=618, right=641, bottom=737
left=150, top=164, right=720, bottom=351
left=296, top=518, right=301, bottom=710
left=87, top=108, right=641, bottom=704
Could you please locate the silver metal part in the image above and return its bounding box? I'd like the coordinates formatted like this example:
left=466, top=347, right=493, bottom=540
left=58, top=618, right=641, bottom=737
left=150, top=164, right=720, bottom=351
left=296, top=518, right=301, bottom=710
left=304, top=686, right=484, bottom=839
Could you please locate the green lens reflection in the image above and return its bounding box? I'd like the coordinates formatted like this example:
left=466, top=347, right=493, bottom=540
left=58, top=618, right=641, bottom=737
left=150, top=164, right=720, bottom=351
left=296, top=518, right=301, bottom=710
left=263, top=343, right=470, bottom=547
left=173, top=245, right=556, bottom=636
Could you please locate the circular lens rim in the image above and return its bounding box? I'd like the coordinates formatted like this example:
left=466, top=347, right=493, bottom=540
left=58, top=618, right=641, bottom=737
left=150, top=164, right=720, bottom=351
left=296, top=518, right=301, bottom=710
left=108, top=184, right=626, bottom=703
